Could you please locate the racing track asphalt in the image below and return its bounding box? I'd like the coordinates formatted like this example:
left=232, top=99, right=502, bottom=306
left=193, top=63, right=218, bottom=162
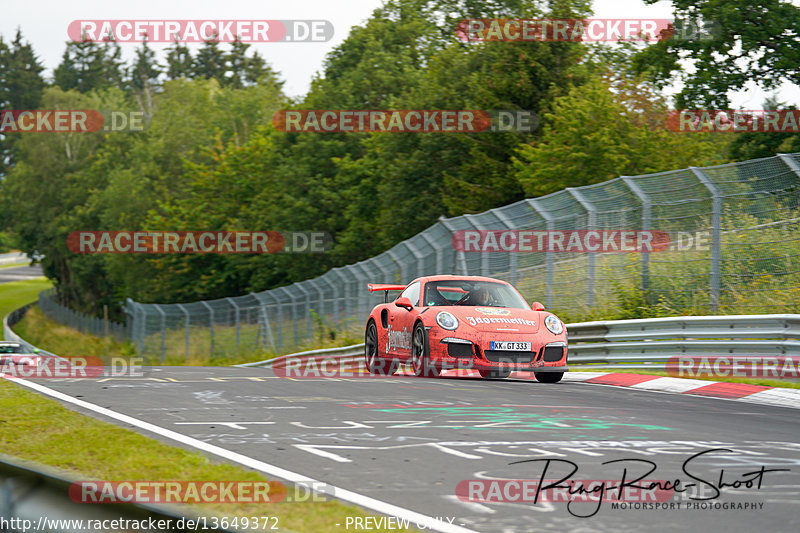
left=15, top=367, right=800, bottom=533
left=0, top=264, right=44, bottom=284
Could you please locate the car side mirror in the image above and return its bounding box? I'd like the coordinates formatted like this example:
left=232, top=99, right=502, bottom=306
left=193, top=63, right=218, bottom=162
left=394, top=297, right=414, bottom=311
left=32, top=347, right=40, bottom=353
left=531, top=301, right=545, bottom=311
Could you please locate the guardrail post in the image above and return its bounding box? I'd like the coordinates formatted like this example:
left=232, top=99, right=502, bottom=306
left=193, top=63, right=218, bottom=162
left=153, top=304, right=166, bottom=364
left=201, top=301, right=214, bottom=358
left=527, top=199, right=555, bottom=308
left=622, top=176, right=651, bottom=294
left=225, top=297, right=241, bottom=353
left=567, top=188, right=596, bottom=307
left=691, top=167, right=721, bottom=311
left=177, top=304, right=190, bottom=361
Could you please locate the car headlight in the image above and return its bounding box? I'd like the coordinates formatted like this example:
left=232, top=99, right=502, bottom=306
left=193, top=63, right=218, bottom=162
left=436, top=311, right=459, bottom=330
left=544, top=315, right=563, bottom=335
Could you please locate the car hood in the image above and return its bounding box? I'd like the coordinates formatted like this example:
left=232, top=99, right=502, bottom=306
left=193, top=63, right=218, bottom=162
left=435, top=306, right=542, bottom=333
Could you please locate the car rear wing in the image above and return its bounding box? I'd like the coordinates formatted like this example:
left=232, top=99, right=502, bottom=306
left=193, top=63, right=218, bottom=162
left=367, top=283, right=406, bottom=303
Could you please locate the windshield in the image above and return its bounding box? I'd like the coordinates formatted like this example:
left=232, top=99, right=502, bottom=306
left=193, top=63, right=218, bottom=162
left=423, top=280, right=530, bottom=309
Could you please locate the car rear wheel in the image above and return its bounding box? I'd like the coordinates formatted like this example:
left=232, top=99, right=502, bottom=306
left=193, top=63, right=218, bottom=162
left=365, top=321, right=397, bottom=375
left=478, top=368, right=511, bottom=379
left=534, top=371, right=563, bottom=383
left=411, top=323, right=440, bottom=377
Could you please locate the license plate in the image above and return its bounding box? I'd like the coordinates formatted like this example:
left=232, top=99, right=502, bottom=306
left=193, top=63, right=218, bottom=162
left=490, top=341, right=531, bottom=351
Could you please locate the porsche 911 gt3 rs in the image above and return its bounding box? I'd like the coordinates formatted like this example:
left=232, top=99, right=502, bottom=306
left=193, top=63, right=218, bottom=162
left=364, top=275, right=567, bottom=382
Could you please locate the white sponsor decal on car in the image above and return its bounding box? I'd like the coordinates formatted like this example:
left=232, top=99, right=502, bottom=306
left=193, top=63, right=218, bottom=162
left=386, top=325, right=412, bottom=351
left=466, top=316, right=536, bottom=327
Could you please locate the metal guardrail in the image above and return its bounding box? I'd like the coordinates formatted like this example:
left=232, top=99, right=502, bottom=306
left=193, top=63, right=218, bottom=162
left=244, top=315, right=800, bottom=372
left=235, top=343, right=365, bottom=368
left=567, top=314, right=800, bottom=367
left=0, top=454, right=231, bottom=533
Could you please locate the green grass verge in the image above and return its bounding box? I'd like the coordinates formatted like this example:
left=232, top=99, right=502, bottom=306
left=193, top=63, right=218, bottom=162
left=0, top=277, right=51, bottom=338
left=0, top=279, right=414, bottom=531
left=12, top=306, right=361, bottom=366
left=570, top=367, right=800, bottom=389
left=0, top=381, right=414, bottom=531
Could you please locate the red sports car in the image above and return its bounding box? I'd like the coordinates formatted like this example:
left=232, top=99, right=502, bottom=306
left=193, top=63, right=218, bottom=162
left=364, top=275, right=568, bottom=382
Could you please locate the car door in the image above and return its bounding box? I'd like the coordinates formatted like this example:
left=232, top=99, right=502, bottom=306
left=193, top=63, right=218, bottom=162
left=386, top=281, right=420, bottom=360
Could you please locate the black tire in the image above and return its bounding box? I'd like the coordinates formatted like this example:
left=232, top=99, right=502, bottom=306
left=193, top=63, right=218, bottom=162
left=365, top=321, right=397, bottom=375
left=411, top=323, right=440, bottom=377
left=479, top=368, right=512, bottom=379
left=534, top=371, right=564, bottom=383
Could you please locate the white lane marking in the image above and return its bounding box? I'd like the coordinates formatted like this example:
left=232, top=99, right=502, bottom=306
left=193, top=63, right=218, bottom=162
left=174, top=422, right=276, bottom=430
left=8, top=378, right=477, bottom=533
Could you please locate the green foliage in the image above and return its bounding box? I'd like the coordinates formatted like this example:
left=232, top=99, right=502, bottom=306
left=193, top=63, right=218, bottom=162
left=636, top=0, right=800, bottom=108
left=513, top=75, right=729, bottom=198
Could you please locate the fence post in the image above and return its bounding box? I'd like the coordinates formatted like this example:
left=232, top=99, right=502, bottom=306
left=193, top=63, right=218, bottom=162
left=153, top=304, right=166, bottom=364
left=438, top=216, right=467, bottom=275
left=277, top=287, right=299, bottom=349
left=386, top=249, right=405, bottom=284
left=225, top=297, right=240, bottom=354
left=418, top=231, right=441, bottom=275
left=621, top=176, right=651, bottom=294
left=490, top=207, right=518, bottom=285
left=295, top=283, right=313, bottom=344
left=567, top=187, right=597, bottom=308
left=330, top=269, right=348, bottom=329
left=777, top=153, right=800, bottom=180
left=691, top=166, right=722, bottom=311
left=177, top=304, right=190, bottom=361
left=250, top=292, right=276, bottom=352
left=318, top=275, right=339, bottom=330
left=201, top=301, right=214, bottom=358
left=526, top=199, right=555, bottom=309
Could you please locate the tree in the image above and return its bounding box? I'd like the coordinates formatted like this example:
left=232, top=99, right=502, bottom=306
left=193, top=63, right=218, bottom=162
left=54, top=39, right=125, bottom=93
left=513, top=75, right=729, bottom=198
left=0, top=29, right=46, bottom=177
left=192, top=38, right=226, bottom=81
left=129, top=40, right=161, bottom=114
left=633, top=0, right=800, bottom=108
left=165, top=41, right=192, bottom=79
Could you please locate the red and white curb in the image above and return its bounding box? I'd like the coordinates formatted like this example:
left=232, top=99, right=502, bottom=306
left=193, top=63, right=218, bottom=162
left=562, top=371, right=800, bottom=410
